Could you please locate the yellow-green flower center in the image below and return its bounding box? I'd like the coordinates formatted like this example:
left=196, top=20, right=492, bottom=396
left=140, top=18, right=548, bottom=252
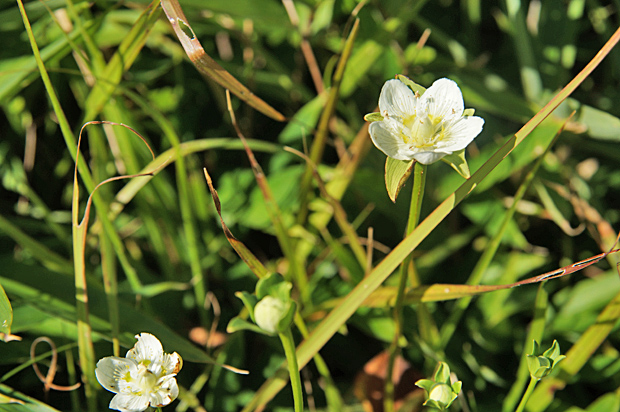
left=401, top=113, right=445, bottom=148
left=127, top=363, right=158, bottom=394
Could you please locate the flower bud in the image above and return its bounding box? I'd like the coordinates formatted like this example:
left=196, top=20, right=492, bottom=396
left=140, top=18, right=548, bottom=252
left=416, top=362, right=462, bottom=410
left=254, top=296, right=287, bottom=334
left=527, top=340, right=566, bottom=380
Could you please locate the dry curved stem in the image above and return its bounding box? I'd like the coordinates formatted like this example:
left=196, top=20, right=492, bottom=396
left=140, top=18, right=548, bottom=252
left=74, top=121, right=161, bottom=228
left=72, top=121, right=164, bottom=405
left=30, top=337, right=81, bottom=392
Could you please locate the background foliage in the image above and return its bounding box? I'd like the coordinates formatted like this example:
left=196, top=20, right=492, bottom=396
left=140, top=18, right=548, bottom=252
left=1, top=0, right=620, bottom=411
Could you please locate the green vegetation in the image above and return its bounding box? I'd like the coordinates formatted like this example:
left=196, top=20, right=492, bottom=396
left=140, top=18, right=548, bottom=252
left=2, top=1, right=620, bottom=411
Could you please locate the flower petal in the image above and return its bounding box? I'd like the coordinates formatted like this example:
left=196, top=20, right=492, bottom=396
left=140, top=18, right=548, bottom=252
left=150, top=377, right=179, bottom=407
left=126, top=333, right=164, bottom=366
left=109, top=393, right=150, bottom=412
left=422, top=78, right=464, bottom=120
left=162, top=352, right=183, bottom=375
left=412, top=151, right=448, bottom=165
left=378, top=79, right=417, bottom=120
left=95, top=356, right=137, bottom=394
left=369, top=120, right=416, bottom=161
left=441, top=116, right=485, bottom=151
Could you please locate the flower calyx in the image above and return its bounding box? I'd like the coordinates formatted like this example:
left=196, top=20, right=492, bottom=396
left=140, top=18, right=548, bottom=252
left=415, top=361, right=462, bottom=411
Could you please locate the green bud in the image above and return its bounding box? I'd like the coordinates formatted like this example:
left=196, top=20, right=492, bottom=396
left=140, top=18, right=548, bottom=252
left=429, top=383, right=455, bottom=405
left=416, top=362, right=462, bottom=410
left=526, top=340, right=566, bottom=380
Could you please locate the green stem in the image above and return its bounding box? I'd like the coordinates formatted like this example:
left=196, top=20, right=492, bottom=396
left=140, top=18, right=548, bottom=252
left=515, top=377, right=538, bottom=412
left=384, top=162, right=427, bottom=412
left=279, top=329, right=304, bottom=412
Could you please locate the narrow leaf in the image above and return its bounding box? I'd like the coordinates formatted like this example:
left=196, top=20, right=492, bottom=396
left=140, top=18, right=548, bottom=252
left=0, top=284, right=20, bottom=342
left=203, top=168, right=270, bottom=279
left=385, top=157, right=415, bottom=202
left=160, top=0, right=285, bottom=121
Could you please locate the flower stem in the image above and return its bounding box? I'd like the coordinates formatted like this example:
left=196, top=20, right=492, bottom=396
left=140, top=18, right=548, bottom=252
left=515, top=377, right=538, bottom=412
left=384, top=162, right=427, bottom=412
left=279, top=329, right=304, bottom=412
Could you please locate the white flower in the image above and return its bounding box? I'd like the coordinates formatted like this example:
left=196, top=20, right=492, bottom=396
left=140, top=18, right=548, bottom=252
left=369, top=78, right=484, bottom=164
left=95, top=333, right=182, bottom=412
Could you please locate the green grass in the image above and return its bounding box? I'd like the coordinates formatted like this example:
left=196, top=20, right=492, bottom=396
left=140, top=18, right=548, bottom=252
left=2, top=1, right=620, bottom=412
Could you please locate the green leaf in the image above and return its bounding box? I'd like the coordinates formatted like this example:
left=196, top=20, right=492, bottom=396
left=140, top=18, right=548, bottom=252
left=415, top=379, right=434, bottom=392
left=226, top=316, right=268, bottom=335
left=463, top=108, right=475, bottom=116
left=440, top=149, right=471, bottom=179
left=435, top=362, right=451, bottom=383
left=340, top=40, right=383, bottom=97
left=396, top=74, right=427, bottom=95
left=235, top=291, right=258, bottom=321
left=310, top=0, right=335, bottom=34
left=364, top=112, right=384, bottom=122
left=0, top=383, right=60, bottom=411
left=569, top=100, right=620, bottom=141
left=276, top=301, right=297, bottom=333
left=256, top=273, right=286, bottom=300
left=385, top=157, right=415, bottom=202
left=0, top=283, right=14, bottom=341
left=279, top=95, right=327, bottom=143
left=585, top=391, right=620, bottom=412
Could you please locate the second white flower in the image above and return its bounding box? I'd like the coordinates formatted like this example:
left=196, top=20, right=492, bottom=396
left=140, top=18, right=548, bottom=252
left=369, top=78, right=484, bottom=165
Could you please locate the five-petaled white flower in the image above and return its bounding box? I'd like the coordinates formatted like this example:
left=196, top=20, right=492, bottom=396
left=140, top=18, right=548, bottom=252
left=369, top=78, right=484, bottom=165
left=95, top=333, right=182, bottom=412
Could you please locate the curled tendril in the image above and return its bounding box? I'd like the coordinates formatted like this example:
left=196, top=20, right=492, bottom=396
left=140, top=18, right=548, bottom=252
left=30, top=337, right=81, bottom=392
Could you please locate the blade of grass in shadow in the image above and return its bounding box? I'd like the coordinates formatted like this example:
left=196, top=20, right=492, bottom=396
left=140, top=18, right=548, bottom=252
left=502, top=283, right=548, bottom=412
left=504, top=0, right=543, bottom=102
left=297, top=18, right=359, bottom=224
left=123, top=84, right=210, bottom=327
left=160, top=0, right=285, bottom=122
left=83, top=1, right=162, bottom=122
left=109, top=138, right=280, bottom=219
left=240, top=26, right=620, bottom=412
left=281, top=0, right=324, bottom=94
left=308, top=122, right=372, bottom=231
left=525, top=287, right=620, bottom=412
left=0, top=156, right=71, bottom=247
left=0, top=383, right=62, bottom=412
left=225, top=91, right=308, bottom=300
left=438, top=112, right=573, bottom=349
left=0, top=21, right=92, bottom=102
left=0, top=214, right=73, bottom=276
left=285, top=146, right=366, bottom=268
left=99, top=231, right=120, bottom=356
